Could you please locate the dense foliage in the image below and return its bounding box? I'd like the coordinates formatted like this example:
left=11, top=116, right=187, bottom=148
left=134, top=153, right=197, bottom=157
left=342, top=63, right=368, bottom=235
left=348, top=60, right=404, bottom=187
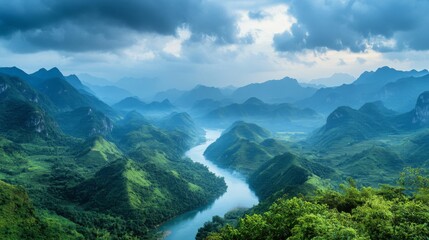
left=0, top=71, right=227, bottom=239
left=208, top=172, right=429, bottom=240
left=204, top=121, right=288, bottom=175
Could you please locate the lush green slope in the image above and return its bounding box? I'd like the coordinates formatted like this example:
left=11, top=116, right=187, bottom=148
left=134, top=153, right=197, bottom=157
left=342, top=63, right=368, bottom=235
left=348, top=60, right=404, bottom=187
left=56, top=107, right=113, bottom=138
left=0, top=66, right=231, bottom=239
left=402, top=129, right=429, bottom=167
left=0, top=74, right=56, bottom=113
left=0, top=180, right=46, bottom=239
left=336, top=146, right=404, bottom=185
left=249, top=152, right=335, bottom=200
left=158, top=112, right=205, bottom=146
left=309, top=102, right=398, bottom=149
left=0, top=100, right=62, bottom=142
left=113, top=122, right=188, bottom=160
left=310, top=92, right=429, bottom=150
left=71, top=156, right=226, bottom=229
left=204, top=121, right=284, bottom=175
left=74, top=136, right=123, bottom=172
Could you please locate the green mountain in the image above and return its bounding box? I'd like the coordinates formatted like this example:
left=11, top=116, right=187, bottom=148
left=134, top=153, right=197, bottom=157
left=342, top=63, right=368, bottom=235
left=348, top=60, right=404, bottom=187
left=310, top=92, right=429, bottom=149
left=74, top=136, right=123, bottom=173
left=249, top=152, right=335, bottom=200
left=0, top=100, right=62, bottom=142
left=56, top=107, right=113, bottom=138
left=231, top=77, right=317, bottom=103
left=401, top=129, right=429, bottom=167
left=115, top=111, right=149, bottom=132
left=206, top=121, right=271, bottom=156
left=0, top=67, right=118, bottom=119
left=336, top=146, right=404, bottom=185
left=204, top=121, right=289, bottom=175
left=0, top=74, right=56, bottom=113
left=35, top=76, right=117, bottom=117
left=158, top=112, right=205, bottom=146
left=71, top=156, right=226, bottom=229
left=0, top=180, right=48, bottom=239
left=309, top=102, right=398, bottom=149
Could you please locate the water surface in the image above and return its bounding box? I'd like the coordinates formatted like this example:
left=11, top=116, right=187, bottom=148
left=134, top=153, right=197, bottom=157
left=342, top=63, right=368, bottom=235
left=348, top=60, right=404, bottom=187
left=159, top=129, right=259, bottom=239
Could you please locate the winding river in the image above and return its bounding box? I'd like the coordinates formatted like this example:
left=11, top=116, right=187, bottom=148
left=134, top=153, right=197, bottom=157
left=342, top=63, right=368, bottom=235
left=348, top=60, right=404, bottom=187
left=159, top=129, right=259, bottom=239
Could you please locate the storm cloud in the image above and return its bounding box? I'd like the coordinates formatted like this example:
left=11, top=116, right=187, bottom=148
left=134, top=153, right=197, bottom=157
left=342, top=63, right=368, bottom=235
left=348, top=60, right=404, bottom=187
left=0, top=0, right=239, bottom=52
left=274, top=0, right=429, bottom=53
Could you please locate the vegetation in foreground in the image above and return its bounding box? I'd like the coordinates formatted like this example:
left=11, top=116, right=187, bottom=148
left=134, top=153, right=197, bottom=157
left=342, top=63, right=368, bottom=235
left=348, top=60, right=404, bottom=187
left=206, top=168, right=429, bottom=240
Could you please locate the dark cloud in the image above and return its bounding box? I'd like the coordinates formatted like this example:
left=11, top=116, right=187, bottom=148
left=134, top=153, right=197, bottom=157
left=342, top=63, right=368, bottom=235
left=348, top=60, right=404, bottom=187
left=274, top=0, right=429, bottom=53
left=0, top=0, right=239, bottom=52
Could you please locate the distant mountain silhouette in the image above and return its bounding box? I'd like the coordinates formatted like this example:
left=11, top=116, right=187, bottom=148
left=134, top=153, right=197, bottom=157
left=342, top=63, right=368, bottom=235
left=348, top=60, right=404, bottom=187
left=310, top=91, right=429, bottom=149
left=202, top=97, right=319, bottom=129
left=175, top=85, right=225, bottom=107
left=232, top=77, right=317, bottom=103
left=113, top=97, right=175, bottom=114
left=299, top=66, right=429, bottom=113
left=309, top=73, right=355, bottom=87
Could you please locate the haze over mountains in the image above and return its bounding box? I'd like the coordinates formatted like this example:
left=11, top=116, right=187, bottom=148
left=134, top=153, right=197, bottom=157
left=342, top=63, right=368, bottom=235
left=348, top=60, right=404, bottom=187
left=1, top=65, right=429, bottom=239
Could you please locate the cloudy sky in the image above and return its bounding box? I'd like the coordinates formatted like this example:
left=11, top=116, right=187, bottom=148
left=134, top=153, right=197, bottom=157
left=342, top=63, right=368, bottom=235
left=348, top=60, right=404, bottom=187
left=1, top=0, right=428, bottom=91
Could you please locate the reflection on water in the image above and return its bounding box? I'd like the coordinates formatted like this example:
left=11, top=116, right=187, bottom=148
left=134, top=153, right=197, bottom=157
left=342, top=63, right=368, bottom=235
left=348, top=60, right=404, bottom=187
left=159, top=129, right=259, bottom=240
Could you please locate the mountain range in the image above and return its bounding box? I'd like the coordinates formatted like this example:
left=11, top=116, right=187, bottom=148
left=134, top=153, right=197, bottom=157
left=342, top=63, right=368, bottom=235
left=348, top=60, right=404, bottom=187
left=309, top=91, right=429, bottom=149
left=0, top=66, right=227, bottom=239
left=2, top=65, right=429, bottom=239
left=231, top=77, right=317, bottom=103
left=201, top=97, right=320, bottom=130
left=298, top=66, right=429, bottom=113
left=204, top=121, right=289, bottom=175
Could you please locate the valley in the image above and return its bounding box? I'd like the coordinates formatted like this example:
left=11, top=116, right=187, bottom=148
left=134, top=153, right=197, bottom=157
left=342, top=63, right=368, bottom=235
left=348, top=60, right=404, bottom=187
left=2, top=2, right=429, bottom=239
left=159, top=129, right=258, bottom=240
left=1, top=64, right=429, bottom=240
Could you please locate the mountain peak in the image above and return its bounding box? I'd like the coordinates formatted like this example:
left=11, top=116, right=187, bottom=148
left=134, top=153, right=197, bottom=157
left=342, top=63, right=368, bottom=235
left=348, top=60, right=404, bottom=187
left=377, top=66, right=395, bottom=72
left=31, top=67, right=64, bottom=80
left=354, top=66, right=427, bottom=87
left=359, top=101, right=396, bottom=117
left=161, top=99, right=172, bottom=105
left=243, top=97, right=265, bottom=105
left=48, top=67, right=61, bottom=74
left=279, top=76, right=299, bottom=83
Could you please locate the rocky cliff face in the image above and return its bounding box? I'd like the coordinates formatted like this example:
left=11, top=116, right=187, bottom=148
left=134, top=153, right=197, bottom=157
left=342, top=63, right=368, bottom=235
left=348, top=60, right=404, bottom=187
left=55, top=107, right=113, bottom=138
left=412, top=91, right=429, bottom=126
left=26, top=112, right=46, bottom=134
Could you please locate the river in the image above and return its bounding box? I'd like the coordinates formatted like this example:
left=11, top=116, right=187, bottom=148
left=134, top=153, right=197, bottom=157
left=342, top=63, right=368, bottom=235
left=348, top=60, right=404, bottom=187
left=159, top=129, right=259, bottom=239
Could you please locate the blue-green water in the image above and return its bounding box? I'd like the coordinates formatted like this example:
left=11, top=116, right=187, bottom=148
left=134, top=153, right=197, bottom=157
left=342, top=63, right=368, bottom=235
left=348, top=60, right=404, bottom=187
left=159, top=129, right=259, bottom=240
